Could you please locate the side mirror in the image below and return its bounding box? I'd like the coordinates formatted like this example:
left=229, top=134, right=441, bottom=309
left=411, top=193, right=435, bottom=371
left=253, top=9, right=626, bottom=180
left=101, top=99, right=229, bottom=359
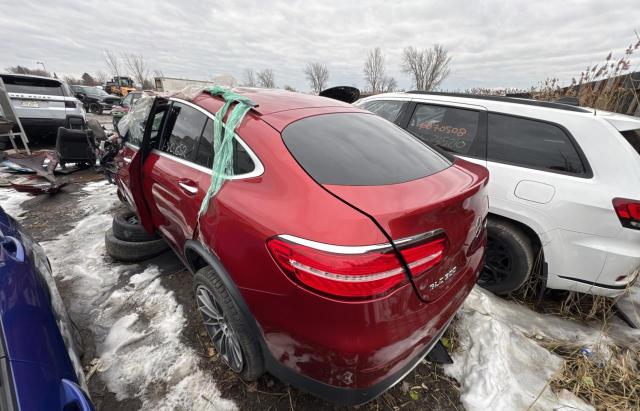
left=77, top=94, right=85, bottom=101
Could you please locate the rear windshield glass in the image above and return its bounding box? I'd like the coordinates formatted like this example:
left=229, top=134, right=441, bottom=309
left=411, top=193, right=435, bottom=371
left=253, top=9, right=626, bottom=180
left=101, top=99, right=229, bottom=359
left=2, top=76, right=63, bottom=96
left=621, top=129, right=640, bottom=155
left=281, top=113, right=451, bottom=186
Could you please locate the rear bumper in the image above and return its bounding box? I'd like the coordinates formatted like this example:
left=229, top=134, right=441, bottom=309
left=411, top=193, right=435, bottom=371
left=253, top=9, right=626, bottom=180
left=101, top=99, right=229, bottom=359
left=264, top=317, right=453, bottom=406
left=546, top=227, right=640, bottom=297
left=244, top=246, right=482, bottom=405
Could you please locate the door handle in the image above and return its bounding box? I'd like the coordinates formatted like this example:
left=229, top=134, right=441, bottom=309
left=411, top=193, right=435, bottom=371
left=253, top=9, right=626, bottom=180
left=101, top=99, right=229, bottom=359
left=178, top=179, right=198, bottom=195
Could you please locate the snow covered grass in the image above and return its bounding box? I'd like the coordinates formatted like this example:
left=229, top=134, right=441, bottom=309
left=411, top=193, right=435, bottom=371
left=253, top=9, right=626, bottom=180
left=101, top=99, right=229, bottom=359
left=0, top=187, right=33, bottom=220
left=41, top=181, right=235, bottom=411
left=445, top=287, right=640, bottom=411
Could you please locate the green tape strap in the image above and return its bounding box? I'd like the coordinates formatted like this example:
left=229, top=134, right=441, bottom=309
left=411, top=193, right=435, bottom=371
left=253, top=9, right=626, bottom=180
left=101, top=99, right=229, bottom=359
left=198, top=87, right=256, bottom=217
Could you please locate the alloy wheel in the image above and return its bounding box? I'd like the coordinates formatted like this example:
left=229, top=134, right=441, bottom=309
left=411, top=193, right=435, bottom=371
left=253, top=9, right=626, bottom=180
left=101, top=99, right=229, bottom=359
left=478, top=236, right=513, bottom=286
left=195, top=285, right=244, bottom=372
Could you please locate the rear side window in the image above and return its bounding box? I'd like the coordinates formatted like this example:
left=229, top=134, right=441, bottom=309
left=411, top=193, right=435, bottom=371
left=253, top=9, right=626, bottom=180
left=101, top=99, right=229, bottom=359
left=2, top=76, right=63, bottom=96
left=407, top=104, right=481, bottom=155
left=621, top=129, right=640, bottom=155
left=282, top=113, right=451, bottom=186
left=360, top=100, right=406, bottom=122
left=195, top=119, right=255, bottom=174
left=487, top=113, right=586, bottom=174
left=161, top=102, right=207, bottom=161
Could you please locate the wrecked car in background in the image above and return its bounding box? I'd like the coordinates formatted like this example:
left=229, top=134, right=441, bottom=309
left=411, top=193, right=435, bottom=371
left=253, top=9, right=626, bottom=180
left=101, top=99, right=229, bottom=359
left=0, top=74, right=85, bottom=142
left=110, top=88, right=489, bottom=405
left=70, top=85, right=120, bottom=114
left=0, top=206, right=94, bottom=410
left=110, top=90, right=152, bottom=129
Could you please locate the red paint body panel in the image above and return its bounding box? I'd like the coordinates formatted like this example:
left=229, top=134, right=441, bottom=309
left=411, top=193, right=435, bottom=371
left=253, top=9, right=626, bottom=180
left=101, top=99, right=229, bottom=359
left=115, top=89, right=489, bottom=401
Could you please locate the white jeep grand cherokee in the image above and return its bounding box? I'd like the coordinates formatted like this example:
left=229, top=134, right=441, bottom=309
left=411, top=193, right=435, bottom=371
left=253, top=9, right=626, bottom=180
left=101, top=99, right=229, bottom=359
left=356, top=92, right=640, bottom=297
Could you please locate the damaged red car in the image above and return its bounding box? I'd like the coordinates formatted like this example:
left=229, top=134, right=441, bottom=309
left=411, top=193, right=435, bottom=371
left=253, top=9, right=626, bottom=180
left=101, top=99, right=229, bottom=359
left=114, top=89, right=489, bottom=405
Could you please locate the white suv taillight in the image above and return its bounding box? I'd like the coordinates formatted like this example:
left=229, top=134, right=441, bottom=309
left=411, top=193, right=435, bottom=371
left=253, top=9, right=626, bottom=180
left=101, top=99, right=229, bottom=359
left=613, top=198, right=640, bottom=229
left=267, top=234, right=446, bottom=299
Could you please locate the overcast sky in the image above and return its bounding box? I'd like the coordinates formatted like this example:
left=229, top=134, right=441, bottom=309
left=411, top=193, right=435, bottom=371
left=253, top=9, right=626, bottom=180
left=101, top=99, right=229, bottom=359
left=2, top=0, right=639, bottom=92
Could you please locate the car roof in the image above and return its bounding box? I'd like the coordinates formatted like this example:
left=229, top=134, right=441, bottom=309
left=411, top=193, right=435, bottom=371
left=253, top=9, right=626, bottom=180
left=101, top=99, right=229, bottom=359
left=0, top=73, right=62, bottom=83
left=361, top=91, right=598, bottom=115
left=192, top=87, right=353, bottom=116
left=362, top=91, right=640, bottom=131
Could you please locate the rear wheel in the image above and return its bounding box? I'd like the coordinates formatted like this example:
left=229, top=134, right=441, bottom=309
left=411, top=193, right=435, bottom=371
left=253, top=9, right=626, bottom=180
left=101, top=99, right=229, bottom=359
left=478, top=218, right=534, bottom=295
left=194, top=266, right=264, bottom=380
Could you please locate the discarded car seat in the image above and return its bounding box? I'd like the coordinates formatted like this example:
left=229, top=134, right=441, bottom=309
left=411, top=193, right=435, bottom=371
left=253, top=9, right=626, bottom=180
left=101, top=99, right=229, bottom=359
left=55, top=127, right=96, bottom=168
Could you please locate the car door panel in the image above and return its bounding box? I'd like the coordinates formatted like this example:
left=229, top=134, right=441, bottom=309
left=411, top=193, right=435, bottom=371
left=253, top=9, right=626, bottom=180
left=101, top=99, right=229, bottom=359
left=142, top=151, right=206, bottom=248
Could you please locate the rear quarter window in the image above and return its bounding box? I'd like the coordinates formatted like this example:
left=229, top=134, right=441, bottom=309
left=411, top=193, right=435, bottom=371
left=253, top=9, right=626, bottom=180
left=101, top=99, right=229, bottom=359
left=359, top=100, right=406, bottom=123
left=281, top=112, right=451, bottom=186
left=621, top=129, right=640, bottom=155
left=487, top=113, right=586, bottom=175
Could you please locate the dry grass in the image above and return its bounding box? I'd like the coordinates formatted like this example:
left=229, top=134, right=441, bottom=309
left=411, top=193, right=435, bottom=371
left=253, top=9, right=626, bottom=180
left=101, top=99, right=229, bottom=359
left=536, top=338, right=640, bottom=410
left=531, top=33, right=640, bottom=114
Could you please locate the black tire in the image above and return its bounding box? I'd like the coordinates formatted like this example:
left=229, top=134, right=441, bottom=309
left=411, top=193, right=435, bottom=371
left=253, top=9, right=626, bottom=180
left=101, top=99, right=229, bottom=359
left=194, top=266, right=264, bottom=381
left=104, top=228, right=168, bottom=262
left=112, top=210, right=158, bottom=242
left=89, top=103, right=102, bottom=114
left=478, top=218, right=535, bottom=295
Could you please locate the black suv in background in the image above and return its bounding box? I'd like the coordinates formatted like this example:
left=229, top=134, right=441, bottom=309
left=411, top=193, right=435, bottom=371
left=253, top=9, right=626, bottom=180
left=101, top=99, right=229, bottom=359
left=70, top=85, right=121, bottom=114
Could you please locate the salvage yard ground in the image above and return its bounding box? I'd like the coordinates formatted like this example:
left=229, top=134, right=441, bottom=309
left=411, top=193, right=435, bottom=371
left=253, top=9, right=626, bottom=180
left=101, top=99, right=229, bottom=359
left=1, top=159, right=639, bottom=410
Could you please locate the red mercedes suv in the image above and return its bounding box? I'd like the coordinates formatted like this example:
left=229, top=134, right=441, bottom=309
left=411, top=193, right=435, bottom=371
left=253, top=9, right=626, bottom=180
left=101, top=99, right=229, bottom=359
left=114, top=88, right=489, bottom=405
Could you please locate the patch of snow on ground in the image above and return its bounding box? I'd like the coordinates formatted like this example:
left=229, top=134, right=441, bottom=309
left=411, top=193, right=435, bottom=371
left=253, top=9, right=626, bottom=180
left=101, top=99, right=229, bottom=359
left=615, top=284, right=640, bottom=328
left=42, top=181, right=235, bottom=411
left=0, top=188, right=33, bottom=220
left=445, top=288, right=596, bottom=411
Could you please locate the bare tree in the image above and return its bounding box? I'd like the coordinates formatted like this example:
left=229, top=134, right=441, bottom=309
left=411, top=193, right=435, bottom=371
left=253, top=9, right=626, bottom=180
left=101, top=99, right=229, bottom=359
left=243, top=69, right=257, bottom=87
left=304, top=62, right=329, bottom=94
left=401, top=44, right=451, bottom=91
left=363, top=47, right=387, bottom=93
left=103, top=49, right=121, bottom=79
left=257, top=69, right=275, bottom=88
left=95, top=70, right=108, bottom=85
left=381, top=76, right=397, bottom=93
left=283, top=85, right=297, bottom=92
left=123, top=53, right=150, bottom=86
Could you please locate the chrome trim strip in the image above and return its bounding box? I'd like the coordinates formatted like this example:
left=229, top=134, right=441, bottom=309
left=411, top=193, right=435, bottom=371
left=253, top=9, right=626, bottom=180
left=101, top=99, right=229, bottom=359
left=278, top=229, right=443, bottom=255
left=278, top=234, right=393, bottom=254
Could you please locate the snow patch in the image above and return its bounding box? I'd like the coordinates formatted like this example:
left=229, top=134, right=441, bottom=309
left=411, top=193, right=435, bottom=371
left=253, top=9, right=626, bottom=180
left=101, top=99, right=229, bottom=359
left=42, top=182, right=235, bottom=410
left=445, top=288, right=596, bottom=411
left=0, top=188, right=33, bottom=220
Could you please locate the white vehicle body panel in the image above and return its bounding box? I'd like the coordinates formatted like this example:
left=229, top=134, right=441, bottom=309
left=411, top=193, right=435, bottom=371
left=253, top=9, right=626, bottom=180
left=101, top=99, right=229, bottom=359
left=358, top=93, right=640, bottom=297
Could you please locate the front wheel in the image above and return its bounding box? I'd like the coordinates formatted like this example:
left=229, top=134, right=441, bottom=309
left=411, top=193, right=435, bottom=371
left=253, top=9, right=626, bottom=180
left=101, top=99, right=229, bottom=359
left=477, top=218, right=535, bottom=295
left=194, top=266, right=264, bottom=380
left=89, top=103, right=102, bottom=114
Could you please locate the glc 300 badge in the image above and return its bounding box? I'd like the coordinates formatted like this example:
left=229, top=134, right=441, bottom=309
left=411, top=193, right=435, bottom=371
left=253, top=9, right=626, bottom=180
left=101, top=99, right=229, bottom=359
left=428, top=266, right=458, bottom=290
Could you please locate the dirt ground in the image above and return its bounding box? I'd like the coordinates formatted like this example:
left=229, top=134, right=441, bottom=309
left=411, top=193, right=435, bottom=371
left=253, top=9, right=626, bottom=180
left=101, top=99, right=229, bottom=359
left=11, top=165, right=463, bottom=411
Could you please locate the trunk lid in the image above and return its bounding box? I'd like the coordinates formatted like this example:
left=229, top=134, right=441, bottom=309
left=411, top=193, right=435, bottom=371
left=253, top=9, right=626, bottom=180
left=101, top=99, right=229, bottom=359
left=324, top=160, right=489, bottom=301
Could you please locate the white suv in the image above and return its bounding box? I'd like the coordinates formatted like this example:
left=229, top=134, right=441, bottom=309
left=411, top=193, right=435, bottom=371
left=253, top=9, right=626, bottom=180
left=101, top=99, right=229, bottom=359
left=0, top=73, right=86, bottom=143
left=356, top=92, right=640, bottom=297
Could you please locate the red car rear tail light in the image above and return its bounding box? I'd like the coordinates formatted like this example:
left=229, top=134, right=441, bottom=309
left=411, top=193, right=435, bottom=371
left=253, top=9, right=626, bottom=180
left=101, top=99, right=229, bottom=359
left=399, top=237, right=447, bottom=277
left=267, top=233, right=447, bottom=299
left=613, top=198, right=640, bottom=229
